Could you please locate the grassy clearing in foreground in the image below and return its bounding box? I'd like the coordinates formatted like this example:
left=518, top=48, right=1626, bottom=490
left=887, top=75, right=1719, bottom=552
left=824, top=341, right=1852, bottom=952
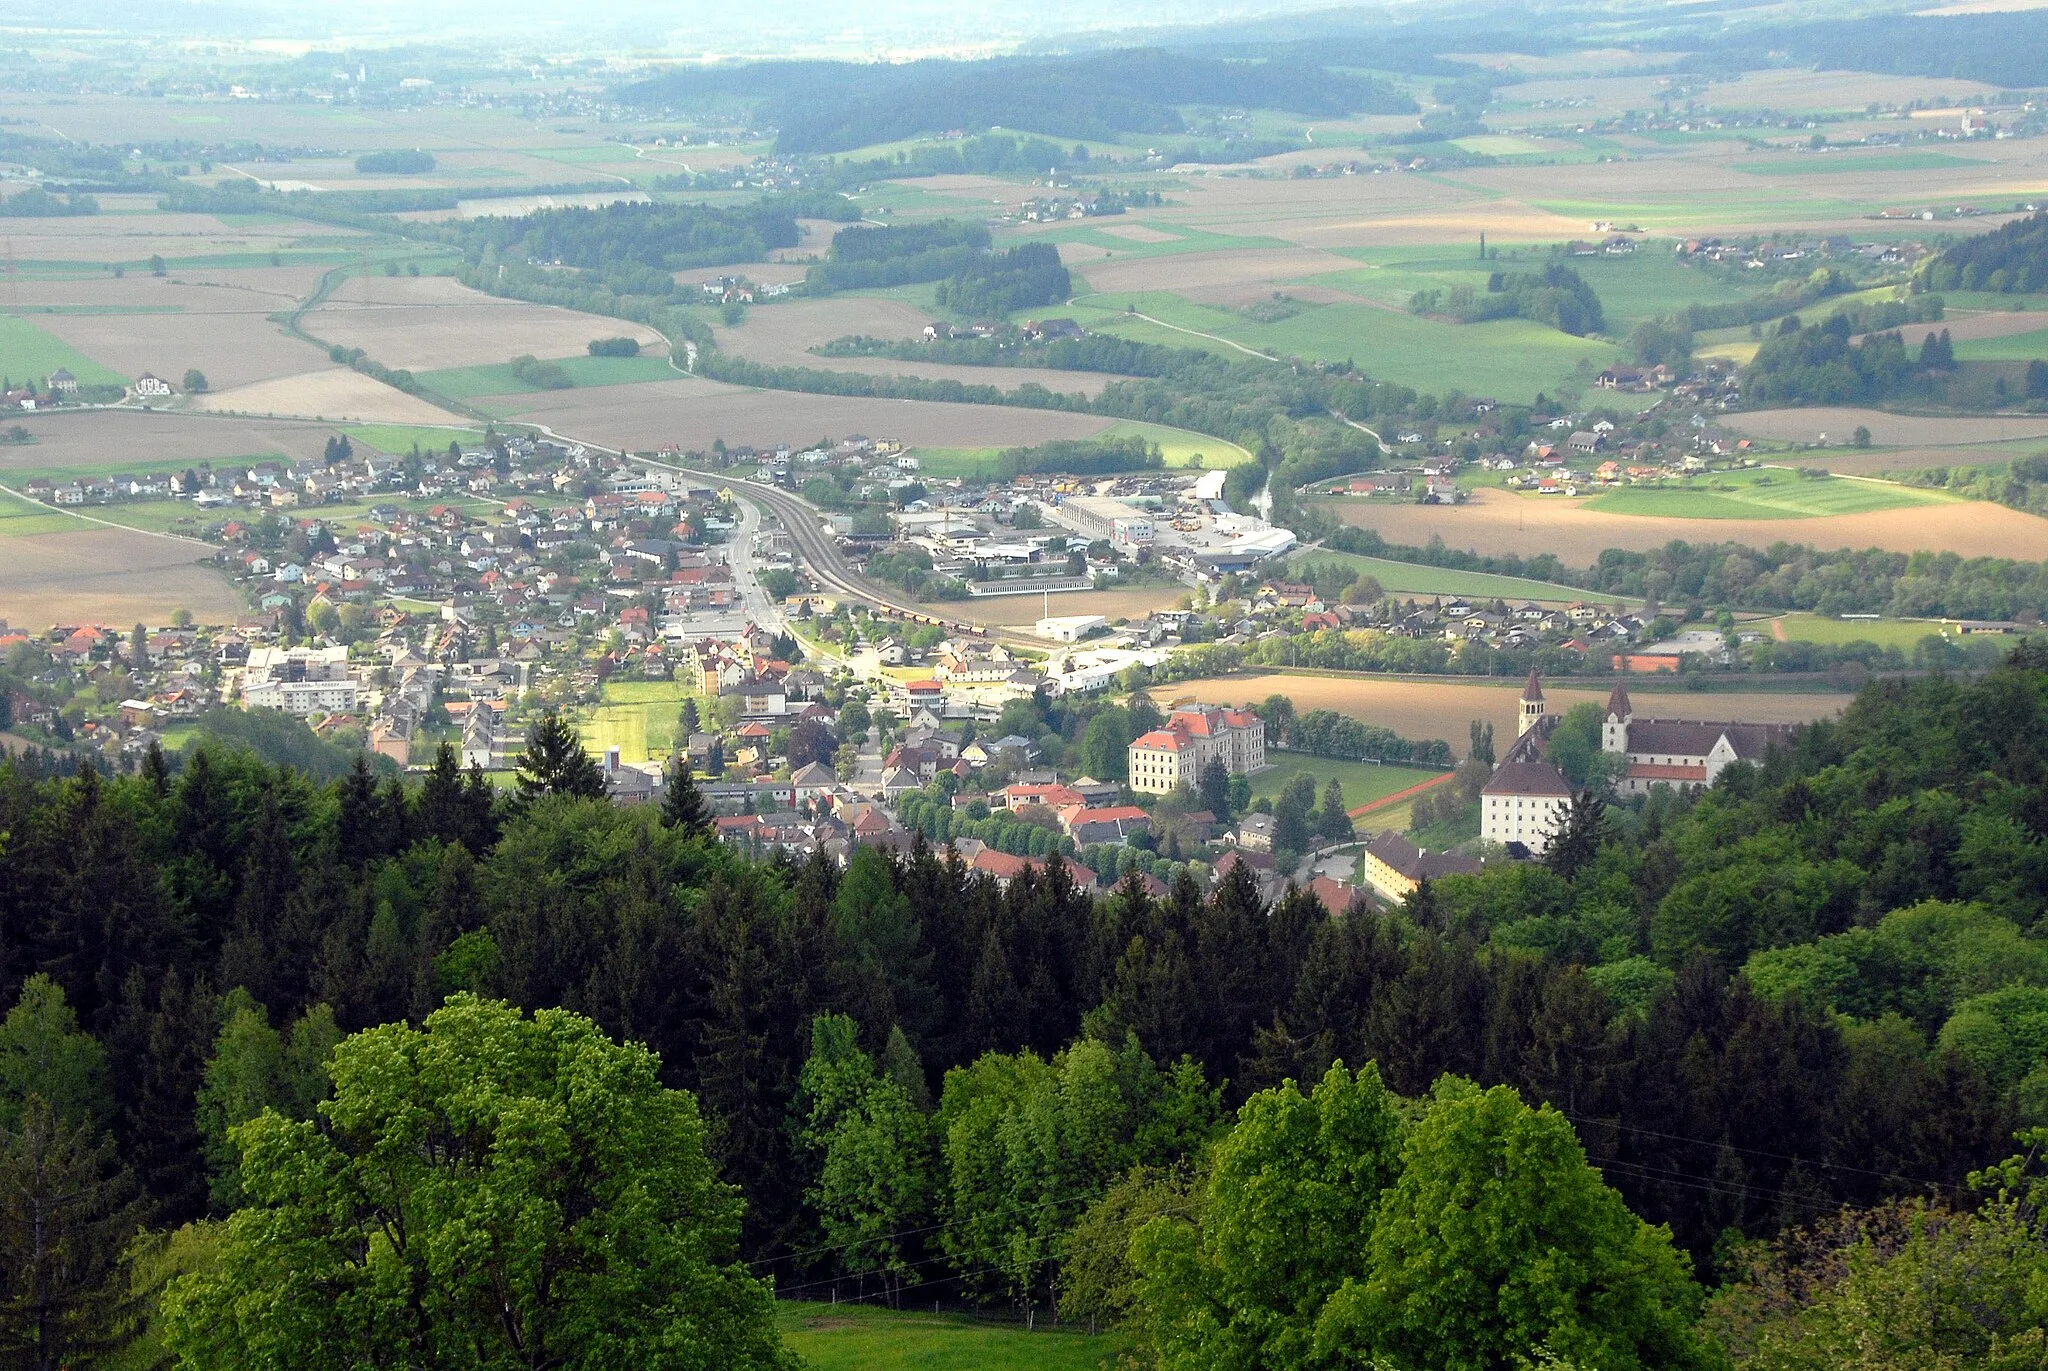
left=1249, top=754, right=1446, bottom=807
left=774, top=1301, right=1118, bottom=1371
left=0, top=314, right=130, bottom=389
left=1287, top=547, right=1596, bottom=604
left=343, top=422, right=485, bottom=455
left=415, top=353, right=676, bottom=400
left=1771, top=612, right=1951, bottom=649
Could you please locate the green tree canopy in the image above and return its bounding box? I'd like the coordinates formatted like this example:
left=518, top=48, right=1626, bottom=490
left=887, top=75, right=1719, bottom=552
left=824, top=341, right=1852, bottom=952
left=160, top=995, right=794, bottom=1371
left=0, top=975, right=112, bottom=1131
left=1317, top=1076, right=1709, bottom=1371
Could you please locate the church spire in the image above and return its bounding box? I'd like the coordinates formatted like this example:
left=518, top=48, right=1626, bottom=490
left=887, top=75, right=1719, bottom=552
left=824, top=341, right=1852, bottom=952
left=1606, top=679, right=1632, bottom=720
left=1518, top=669, right=1547, bottom=737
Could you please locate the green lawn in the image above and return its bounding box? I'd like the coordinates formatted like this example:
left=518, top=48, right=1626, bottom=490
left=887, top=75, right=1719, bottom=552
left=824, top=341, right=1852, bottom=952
left=343, top=423, right=484, bottom=456
left=775, top=1302, right=1120, bottom=1371
left=1252, top=754, right=1445, bottom=809
left=575, top=679, right=701, bottom=764
left=1771, top=612, right=1950, bottom=649
left=0, top=313, right=128, bottom=388
left=1065, top=291, right=1621, bottom=404
left=415, top=353, right=677, bottom=400
left=1, top=453, right=281, bottom=485
left=1581, top=471, right=1953, bottom=520
left=1954, top=327, right=2048, bottom=363
left=1286, top=547, right=1598, bottom=604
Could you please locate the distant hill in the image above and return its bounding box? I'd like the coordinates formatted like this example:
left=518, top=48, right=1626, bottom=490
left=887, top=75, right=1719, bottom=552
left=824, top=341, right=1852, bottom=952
left=617, top=49, right=1416, bottom=154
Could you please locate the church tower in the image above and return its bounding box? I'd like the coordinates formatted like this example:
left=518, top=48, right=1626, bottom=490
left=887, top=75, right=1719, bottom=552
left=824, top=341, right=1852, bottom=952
left=1603, top=679, right=1633, bottom=754
left=1518, top=669, right=1547, bottom=737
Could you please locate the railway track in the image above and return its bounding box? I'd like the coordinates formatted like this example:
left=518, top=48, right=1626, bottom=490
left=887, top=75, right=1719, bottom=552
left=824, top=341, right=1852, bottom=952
left=638, top=459, right=1045, bottom=650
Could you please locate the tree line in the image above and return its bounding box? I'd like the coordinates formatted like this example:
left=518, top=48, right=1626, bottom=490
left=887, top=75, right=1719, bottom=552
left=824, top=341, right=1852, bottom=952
left=10, top=656, right=2048, bottom=1360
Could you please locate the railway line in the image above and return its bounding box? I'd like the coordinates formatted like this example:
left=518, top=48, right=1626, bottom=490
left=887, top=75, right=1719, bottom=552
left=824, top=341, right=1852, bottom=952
left=640, top=459, right=1047, bottom=651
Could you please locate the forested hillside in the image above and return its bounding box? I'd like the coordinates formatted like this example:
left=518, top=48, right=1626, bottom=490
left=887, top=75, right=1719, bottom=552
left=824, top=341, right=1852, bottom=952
left=7, top=656, right=2048, bottom=1362
left=1924, top=210, right=2048, bottom=294
left=617, top=50, right=1414, bottom=152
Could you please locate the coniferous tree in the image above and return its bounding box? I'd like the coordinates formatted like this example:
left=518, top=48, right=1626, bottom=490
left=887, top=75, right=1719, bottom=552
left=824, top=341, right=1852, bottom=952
left=1197, top=757, right=1231, bottom=821
left=0, top=1097, right=151, bottom=1371
left=513, top=713, right=606, bottom=802
left=661, top=757, right=711, bottom=835
left=1546, top=788, right=1608, bottom=880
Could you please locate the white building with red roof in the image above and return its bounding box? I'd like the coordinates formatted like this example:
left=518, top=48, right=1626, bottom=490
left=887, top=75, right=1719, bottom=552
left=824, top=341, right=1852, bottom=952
left=1128, top=704, right=1265, bottom=795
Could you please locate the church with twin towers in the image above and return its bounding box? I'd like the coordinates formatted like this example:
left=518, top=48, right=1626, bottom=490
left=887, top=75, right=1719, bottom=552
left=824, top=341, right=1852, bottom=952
left=1479, top=670, right=1796, bottom=854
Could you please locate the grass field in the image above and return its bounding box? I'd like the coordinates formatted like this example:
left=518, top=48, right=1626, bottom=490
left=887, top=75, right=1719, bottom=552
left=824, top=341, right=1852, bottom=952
left=0, top=314, right=130, bottom=388
left=1581, top=470, right=1953, bottom=520
left=1286, top=548, right=1599, bottom=604
left=575, top=679, right=699, bottom=763
left=1771, top=612, right=1949, bottom=649
left=343, top=422, right=485, bottom=455
left=0, top=489, right=89, bottom=537
left=1732, top=151, right=1992, bottom=176
left=776, top=1303, right=1117, bottom=1371
left=1250, top=753, right=1446, bottom=808
left=415, top=353, right=677, bottom=400
left=1954, top=327, right=2048, bottom=362
left=909, top=421, right=1251, bottom=478
left=1066, top=290, right=1621, bottom=404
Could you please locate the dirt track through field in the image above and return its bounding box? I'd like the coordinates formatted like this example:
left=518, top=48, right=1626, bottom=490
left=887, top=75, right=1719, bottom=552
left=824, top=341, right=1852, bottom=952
left=1316, top=487, right=2048, bottom=560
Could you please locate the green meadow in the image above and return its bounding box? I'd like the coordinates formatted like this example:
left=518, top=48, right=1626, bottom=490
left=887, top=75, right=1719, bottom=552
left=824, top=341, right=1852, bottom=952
left=0, top=314, right=129, bottom=388
left=574, top=679, right=701, bottom=764
left=0, top=488, right=88, bottom=536
left=1954, top=327, right=2048, bottom=363
left=1732, top=151, right=1993, bottom=176
left=1581, top=470, right=1952, bottom=520
left=415, top=353, right=677, bottom=400
left=910, top=421, right=1252, bottom=478
left=1250, top=753, right=1445, bottom=808
left=1770, top=612, right=1951, bottom=649
left=1065, top=290, right=1620, bottom=403
left=342, top=423, right=485, bottom=455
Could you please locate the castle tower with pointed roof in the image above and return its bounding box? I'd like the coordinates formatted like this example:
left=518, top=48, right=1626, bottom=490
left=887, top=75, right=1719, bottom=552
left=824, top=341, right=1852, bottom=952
left=1518, top=668, right=1547, bottom=737
left=1603, top=678, right=1633, bottom=754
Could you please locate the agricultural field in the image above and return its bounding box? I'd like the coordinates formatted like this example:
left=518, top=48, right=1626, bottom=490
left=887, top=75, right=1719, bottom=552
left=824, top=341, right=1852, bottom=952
left=0, top=524, right=241, bottom=628
left=191, top=368, right=472, bottom=426
left=1063, top=290, right=1622, bottom=404
left=911, top=421, right=1251, bottom=478
left=417, top=353, right=679, bottom=400
left=489, top=375, right=1117, bottom=453
left=1725, top=408, right=2048, bottom=447
left=1954, top=326, right=2048, bottom=361
left=0, top=314, right=129, bottom=388
left=1579, top=469, right=1955, bottom=520
left=1248, top=753, right=1447, bottom=808
left=1285, top=548, right=1604, bottom=604
left=951, top=587, right=1192, bottom=626
left=712, top=296, right=1127, bottom=399
left=0, top=410, right=340, bottom=473
left=1313, top=486, right=2048, bottom=561
left=343, top=422, right=486, bottom=455
left=1168, top=673, right=1850, bottom=760
left=305, top=276, right=668, bottom=371
left=775, top=1303, right=1117, bottom=1371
